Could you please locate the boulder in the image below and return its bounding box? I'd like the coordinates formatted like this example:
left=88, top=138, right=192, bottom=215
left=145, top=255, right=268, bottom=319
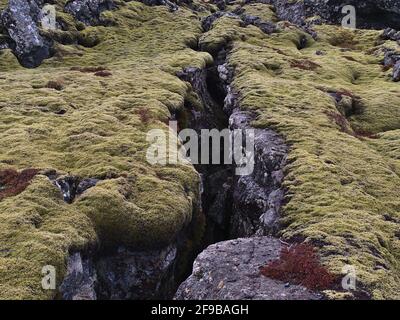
left=64, top=0, right=116, bottom=25
left=0, top=0, right=52, bottom=67
left=175, top=237, right=321, bottom=300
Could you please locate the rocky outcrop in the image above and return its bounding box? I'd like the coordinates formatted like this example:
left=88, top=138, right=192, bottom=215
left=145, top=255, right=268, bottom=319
left=59, top=253, right=98, bottom=300
left=383, top=49, right=400, bottom=82
left=0, top=0, right=53, bottom=67
left=175, top=237, right=321, bottom=300
left=229, top=111, right=287, bottom=237
left=393, top=60, right=400, bottom=82
left=60, top=245, right=179, bottom=300
left=250, top=0, right=400, bottom=30
left=64, top=0, right=116, bottom=25
left=96, top=245, right=178, bottom=300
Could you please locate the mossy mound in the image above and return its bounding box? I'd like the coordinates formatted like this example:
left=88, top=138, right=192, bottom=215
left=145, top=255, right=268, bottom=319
left=200, top=9, right=400, bottom=299
left=0, top=1, right=209, bottom=299
left=203, top=7, right=400, bottom=298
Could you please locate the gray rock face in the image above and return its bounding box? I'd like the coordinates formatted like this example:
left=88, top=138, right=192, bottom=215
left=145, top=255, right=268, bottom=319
left=140, top=0, right=181, bottom=12
left=229, top=110, right=287, bottom=237
left=393, top=60, right=400, bottom=82
left=59, top=253, right=97, bottom=300
left=0, top=0, right=52, bottom=67
left=383, top=50, right=400, bottom=82
left=249, top=0, right=400, bottom=30
left=60, top=245, right=178, bottom=300
left=96, top=245, right=178, bottom=300
left=215, top=61, right=288, bottom=238
left=382, top=27, right=400, bottom=42
left=64, top=0, right=116, bottom=25
left=175, top=237, right=321, bottom=300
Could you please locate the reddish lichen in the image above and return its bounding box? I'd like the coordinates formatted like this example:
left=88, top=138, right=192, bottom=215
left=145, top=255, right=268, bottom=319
left=0, top=168, right=39, bottom=201
left=260, top=243, right=337, bottom=291
left=135, top=108, right=151, bottom=124
left=290, top=59, right=321, bottom=71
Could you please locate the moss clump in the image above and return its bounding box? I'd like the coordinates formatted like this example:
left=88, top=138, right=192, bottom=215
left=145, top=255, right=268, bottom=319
left=0, top=175, right=97, bottom=300
left=201, top=17, right=400, bottom=298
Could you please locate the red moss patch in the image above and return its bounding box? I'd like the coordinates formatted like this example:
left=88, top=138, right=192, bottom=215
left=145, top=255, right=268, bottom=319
left=325, top=111, right=352, bottom=134
left=290, top=59, right=321, bottom=71
left=70, top=66, right=107, bottom=73
left=45, top=80, right=64, bottom=91
left=135, top=108, right=151, bottom=124
left=0, top=169, right=39, bottom=201
left=260, top=243, right=336, bottom=291
left=94, top=70, right=112, bottom=77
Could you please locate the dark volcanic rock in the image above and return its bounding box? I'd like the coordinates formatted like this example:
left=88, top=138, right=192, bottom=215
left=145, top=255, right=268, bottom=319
left=140, top=0, right=180, bottom=12
left=60, top=246, right=178, bottom=300
left=393, top=60, right=400, bottom=82
left=175, top=237, right=321, bottom=300
left=202, top=12, right=238, bottom=32
left=229, top=111, right=288, bottom=237
left=0, top=0, right=53, bottom=67
left=382, top=28, right=400, bottom=43
left=64, top=0, right=116, bottom=25
left=257, top=0, right=400, bottom=30
left=46, top=173, right=99, bottom=203
left=96, top=245, right=178, bottom=300
left=59, top=253, right=97, bottom=300
left=383, top=50, right=400, bottom=82
left=240, top=13, right=277, bottom=34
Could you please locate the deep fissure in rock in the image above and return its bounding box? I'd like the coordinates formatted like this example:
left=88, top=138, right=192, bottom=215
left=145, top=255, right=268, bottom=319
left=59, top=10, right=288, bottom=300
left=176, top=49, right=234, bottom=248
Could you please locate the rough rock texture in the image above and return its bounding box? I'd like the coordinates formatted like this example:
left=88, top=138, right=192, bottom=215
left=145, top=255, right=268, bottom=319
left=175, top=237, right=321, bottom=300
left=60, top=246, right=178, bottom=300
left=382, top=49, right=400, bottom=81
left=47, top=174, right=99, bottom=204
left=0, top=0, right=52, bottom=67
left=393, top=60, right=400, bottom=82
left=96, top=245, right=178, bottom=300
left=64, top=0, right=116, bottom=25
left=382, top=28, right=400, bottom=42
left=177, top=65, right=234, bottom=243
left=229, top=111, right=287, bottom=237
left=140, top=0, right=180, bottom=12
left=59, top=252, right=97, bottom=300
left=256, top=0, right=400, bottom=30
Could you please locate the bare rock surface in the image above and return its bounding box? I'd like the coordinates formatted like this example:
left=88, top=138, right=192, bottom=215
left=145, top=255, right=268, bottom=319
left=0, top=0, right=52, bottom=67
left=175, top=237, right=322, bottom=300
left=64, top=0, right=116, bottom=25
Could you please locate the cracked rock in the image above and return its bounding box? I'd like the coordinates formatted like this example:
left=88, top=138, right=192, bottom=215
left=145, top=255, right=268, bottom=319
left=175, top=237, right=321, bottom=300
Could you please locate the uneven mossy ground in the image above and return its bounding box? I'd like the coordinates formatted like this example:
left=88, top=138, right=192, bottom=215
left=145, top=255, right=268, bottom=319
left=1, top=0, right=400, bottom=300
left=200, top=3, right=400, bottom=299
left=0, top=1, right=211, bottom=299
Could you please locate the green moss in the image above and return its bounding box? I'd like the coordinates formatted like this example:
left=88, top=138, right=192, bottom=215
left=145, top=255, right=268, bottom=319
left=0, top=2, right=208, bottom=299
left=0, top=175, right=97, bottom=300
left=240, top=3, right=278, bottom=23
left=201, top=19, right=400, bottom=298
